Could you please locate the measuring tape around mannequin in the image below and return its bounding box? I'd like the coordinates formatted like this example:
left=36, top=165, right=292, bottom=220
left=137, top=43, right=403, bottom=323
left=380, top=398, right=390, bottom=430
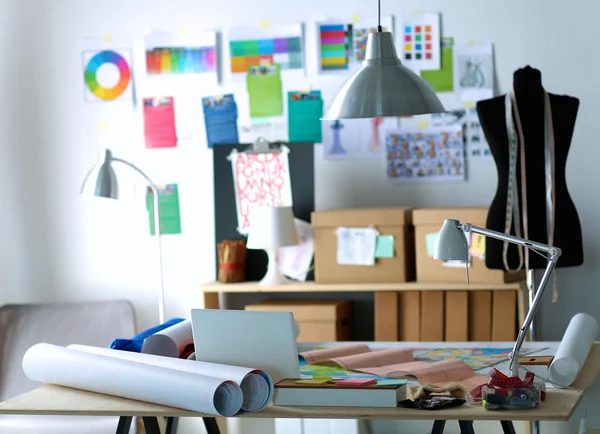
left=504, top=90, right=558, bottom=303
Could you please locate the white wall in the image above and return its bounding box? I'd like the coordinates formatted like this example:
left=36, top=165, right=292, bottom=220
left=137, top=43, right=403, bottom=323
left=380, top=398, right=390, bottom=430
left=2, top=0, right=600, bottom=433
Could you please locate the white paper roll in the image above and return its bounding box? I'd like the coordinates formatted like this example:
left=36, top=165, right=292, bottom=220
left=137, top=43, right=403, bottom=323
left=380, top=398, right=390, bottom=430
left=141, top=319, right=193, bottom=358
left=23, top=344, right=242, bottom=416
left=548, top=313, right=598, bottom=388
left=69, top=344, right=273, bottom=413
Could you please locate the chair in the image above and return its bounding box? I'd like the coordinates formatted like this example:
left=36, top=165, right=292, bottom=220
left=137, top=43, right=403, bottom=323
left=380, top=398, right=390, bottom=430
left=0, top=299, right=137, bottom=433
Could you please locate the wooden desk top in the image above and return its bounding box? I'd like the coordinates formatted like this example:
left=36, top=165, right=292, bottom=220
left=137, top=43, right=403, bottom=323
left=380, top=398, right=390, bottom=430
left=0, top=384, right=583, bottom=421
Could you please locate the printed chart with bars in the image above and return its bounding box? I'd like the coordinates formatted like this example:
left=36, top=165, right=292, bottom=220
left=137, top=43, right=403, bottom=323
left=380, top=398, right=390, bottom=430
left=146, top=47, right=215, bottom=74
left=228, top=24, right=304, bottom=75
left=318, top=24, right=350, bottom=71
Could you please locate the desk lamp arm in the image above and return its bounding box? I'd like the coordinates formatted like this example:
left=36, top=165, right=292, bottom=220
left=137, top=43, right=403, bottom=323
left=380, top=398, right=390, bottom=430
left=461, top=223, right=562, bottom=377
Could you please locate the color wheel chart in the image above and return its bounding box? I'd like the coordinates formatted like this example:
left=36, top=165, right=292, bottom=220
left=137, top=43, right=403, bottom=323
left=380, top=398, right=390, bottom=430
left=146, top=47, right=215, bottom=74
left=83, top=49, right=132, bottom=102
left=228, top=24, right=304, bottom=75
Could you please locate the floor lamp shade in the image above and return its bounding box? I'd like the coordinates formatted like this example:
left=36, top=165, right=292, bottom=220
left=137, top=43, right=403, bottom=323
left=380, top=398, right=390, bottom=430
left=323, top=32, right=445, bottom=119
left=247, top=206, right=299, bottom=249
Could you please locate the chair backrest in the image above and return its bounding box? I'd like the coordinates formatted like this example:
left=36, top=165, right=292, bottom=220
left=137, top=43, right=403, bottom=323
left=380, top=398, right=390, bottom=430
left=0, top=300, right=135, bottom=401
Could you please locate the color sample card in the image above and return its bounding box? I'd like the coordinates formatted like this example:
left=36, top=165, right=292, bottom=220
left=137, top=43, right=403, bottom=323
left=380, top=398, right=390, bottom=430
left=82, top=49, right=133, bottom=103
left=385, top=125, right=465, bottom=183
left=288, top=90, right=323, bottom=143
left=400, top=13, right=441, bottom=71
left=202, top=94, right=239, bottom=148
left=421, top=37, right=454, bottom=92
left=146, top=184, right=181, bottom=236
left=144, top=29, right=217, bottom=76
left=317, top=16, right=394, bottom=75
left=246, top=64, right=283, bottom=118
left=454, top=43, right=494, bottom=101
left=228, top=24, right=304, bottom=77
left=143, top=96, right=177, bottom=149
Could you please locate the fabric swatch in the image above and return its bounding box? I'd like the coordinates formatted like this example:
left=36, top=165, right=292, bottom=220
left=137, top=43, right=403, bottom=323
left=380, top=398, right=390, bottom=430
left=300, top=343, right=371, bottom=364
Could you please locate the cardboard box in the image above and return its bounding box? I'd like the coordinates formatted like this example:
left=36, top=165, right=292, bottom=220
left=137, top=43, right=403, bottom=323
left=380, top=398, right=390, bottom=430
left=311, top=207, right=414, bottom=283
left=469, top=291, right=492, bottom=341
left=413, top=207, right=525, bottom=284
left=491, top=291, right=517, bottom=341
left=445, top=292, right=469, bottom=341
left=420, top=292, right=444, bottom=341
left=245, top=300, right=352, bottom=342
left=374, top=292, right=420, bottom=341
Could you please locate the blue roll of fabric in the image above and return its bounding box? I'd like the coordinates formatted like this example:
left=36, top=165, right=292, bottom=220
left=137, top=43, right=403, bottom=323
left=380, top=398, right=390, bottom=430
left=109, top=317, right=185, bottom=352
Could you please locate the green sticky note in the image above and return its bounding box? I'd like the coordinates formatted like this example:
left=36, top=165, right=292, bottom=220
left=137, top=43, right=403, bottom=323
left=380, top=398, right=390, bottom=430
left=421, top=37, right=454, bottom=92
left=377, top=379, right=408, bottom=387
left=246, top=64, right=283, bottom=118
left=146, top=184, right=182, bottom=236
left=374, top=235, right=395, bottom=258
left=425, top=232, right=439, bottom=257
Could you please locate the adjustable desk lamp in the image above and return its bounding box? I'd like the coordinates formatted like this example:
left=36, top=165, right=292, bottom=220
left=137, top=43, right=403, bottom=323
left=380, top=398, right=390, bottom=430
left=81, top=149, right=166, bottom=324
left=433, top=219, right=561, bottom=377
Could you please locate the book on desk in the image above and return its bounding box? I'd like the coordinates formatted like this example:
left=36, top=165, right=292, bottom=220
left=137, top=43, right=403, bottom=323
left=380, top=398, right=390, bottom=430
left=274, top=378, right=406, bottom=407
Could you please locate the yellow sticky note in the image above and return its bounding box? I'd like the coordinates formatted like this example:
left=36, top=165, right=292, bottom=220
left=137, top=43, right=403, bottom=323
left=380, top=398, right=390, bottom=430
left=96, top=120, right=110, bottom=131
left=463, top=101, right=476, bottom=109
left=177, top=27, right=187, bottom=36
left=417, top=120, right=429, bottom=129
left=295, top=378, right=330, bottom=385
left=471, top=233, right=486, bottom=258
left=350, top=13, right=360, bottom=23
left=259, top=19, right=270, bottom=29
left=103, top=32, right=113, bottom=43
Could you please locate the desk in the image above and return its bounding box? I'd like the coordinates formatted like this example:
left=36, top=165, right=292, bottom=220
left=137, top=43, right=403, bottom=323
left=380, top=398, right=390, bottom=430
left=1, top=343, right=598, bottom=434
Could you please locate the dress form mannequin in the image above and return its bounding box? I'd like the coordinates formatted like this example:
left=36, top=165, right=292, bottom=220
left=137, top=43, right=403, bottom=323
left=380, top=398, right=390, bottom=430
left=477, top=66, right=584, bottom=270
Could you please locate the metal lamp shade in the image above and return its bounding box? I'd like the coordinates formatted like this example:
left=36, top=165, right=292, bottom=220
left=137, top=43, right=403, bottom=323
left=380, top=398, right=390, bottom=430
left=80, top=149, right=119, bottom=199
left=323, top=32, right=445, bottom=119
left=433, top=219, right=468, bottom=261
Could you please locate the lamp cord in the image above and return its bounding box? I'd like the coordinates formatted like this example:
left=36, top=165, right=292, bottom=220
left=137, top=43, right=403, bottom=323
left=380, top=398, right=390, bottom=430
left=378, top=0, right=382, bottom=32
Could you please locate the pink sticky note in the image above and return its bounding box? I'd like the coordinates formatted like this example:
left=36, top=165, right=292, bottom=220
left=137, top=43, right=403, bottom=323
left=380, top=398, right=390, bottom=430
left=336, top=378, right=377, bottom=386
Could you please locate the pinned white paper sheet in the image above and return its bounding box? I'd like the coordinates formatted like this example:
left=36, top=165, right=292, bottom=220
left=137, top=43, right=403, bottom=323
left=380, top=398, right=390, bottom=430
left=279, top=218, right=314, bottom=281
left=336, top=227, right=379, bottom=266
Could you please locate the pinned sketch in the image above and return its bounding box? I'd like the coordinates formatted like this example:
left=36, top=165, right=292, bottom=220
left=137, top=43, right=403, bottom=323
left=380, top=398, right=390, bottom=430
left=323, top=118, right=398, bottom=160
left=229, top=147, right=294, bottom=234
left=399, top=13, right=441, bottom=72
left=454, top=44, right=494, bottom=101
left=228, top=24, right=304, bottom=79
left=144, top=29, right=217, bottom=77
left=385, top=125, right=465, bottom=182
left=316, top=16, right=393, bottom=75
left=238, top=119, right=288, bottom=143
left=431, top=102, right=491, bottom=157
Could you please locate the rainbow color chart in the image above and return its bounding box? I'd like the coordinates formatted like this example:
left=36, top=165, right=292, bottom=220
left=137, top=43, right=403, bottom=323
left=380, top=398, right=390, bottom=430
left=229, top=37, right=302, bottom=74
left=83, top=50, right=131, bottom=101
left=146, top=47, right=215, bottom=74
left=319, top=24, right=350, bottom=71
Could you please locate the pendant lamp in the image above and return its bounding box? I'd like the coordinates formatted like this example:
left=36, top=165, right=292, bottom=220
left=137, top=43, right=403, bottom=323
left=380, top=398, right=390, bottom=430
left=323, top=1, right=445, bottom=119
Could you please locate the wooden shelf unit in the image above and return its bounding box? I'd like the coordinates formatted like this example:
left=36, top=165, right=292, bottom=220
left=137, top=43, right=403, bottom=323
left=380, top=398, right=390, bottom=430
left=198, top=280, right=529, bottom=341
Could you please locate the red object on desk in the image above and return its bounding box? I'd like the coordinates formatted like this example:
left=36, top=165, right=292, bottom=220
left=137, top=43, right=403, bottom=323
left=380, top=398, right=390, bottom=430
left=143, top=96, right=177, bottom=149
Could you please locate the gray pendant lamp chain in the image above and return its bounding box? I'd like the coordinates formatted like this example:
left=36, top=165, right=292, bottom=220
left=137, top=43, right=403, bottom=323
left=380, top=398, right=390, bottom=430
left=323, top=0, right=446, bottom=119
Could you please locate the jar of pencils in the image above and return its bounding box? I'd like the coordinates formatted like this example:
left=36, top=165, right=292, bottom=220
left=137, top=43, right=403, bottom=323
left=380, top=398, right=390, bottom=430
left=217, top=240, right=247, bottom=283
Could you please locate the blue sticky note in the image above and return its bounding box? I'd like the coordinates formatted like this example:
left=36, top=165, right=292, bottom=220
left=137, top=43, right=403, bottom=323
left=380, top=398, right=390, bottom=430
left=374, top=235, right=395, bottom=258
left=425, top=232, right=439, bottom=257
left=377, top=379, right=408, bottom=387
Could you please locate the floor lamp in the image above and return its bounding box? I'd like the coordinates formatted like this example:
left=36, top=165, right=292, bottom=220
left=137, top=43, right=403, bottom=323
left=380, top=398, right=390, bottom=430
left=81, top=149, right=165, bottom=324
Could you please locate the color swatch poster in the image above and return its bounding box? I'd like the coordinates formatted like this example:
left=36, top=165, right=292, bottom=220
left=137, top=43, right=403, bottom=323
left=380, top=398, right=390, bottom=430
left=454, top=44, right=494, bottom=101
left=143, top=96, right=177, bottom=149
left=399, top=13, right=441, bottom=72
left=421, top=37, right=454, bottom=92
left=146, top=184, right=182, bottom=236
left=385, top=125, right=465, bottom=182
left=228, top=24, right=304, bottom=79
left=82, top=47, right=133, bottom=104
left=229, top=148, right=293, bottom=235
left=144, top=29, right=217, bottom=77
left=322, top=117, right=398, bottom=160
left=316, top=16, right=393, bottom=75
left=246, top=64, right=283, bottom=118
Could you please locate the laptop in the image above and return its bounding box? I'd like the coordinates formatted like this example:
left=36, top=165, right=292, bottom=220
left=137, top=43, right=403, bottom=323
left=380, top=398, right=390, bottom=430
left=190, top=309, right=300, bottom=382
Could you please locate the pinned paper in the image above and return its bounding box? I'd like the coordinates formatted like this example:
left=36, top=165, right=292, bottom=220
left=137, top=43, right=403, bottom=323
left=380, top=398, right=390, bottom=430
left=417, top=120, right=430, bottom=129
left=336, top=227, right=379, bottom=266
left=246, top=64, right=283, bottom=118
left=259, top=19, right=270, bottom=29
left=425, top=232, right=439, bottom=257
left=470, top=233, right=486, bottom=259
left=374, top=235, right=395, bottom=258
left=421, top=37, right=454, bottom=92
left=463, top=101, right=476, bottom=109
left=146, top=184, right=182, bottom=236
left=377, top=379, right=408, bottom=387
left=350, top=13, right=361, bottom=23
